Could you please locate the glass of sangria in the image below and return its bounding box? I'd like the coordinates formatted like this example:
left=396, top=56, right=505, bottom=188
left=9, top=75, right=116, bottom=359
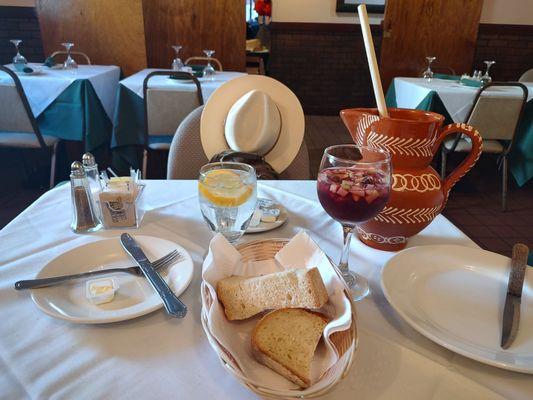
left=317, top=145, right=391, bottom=300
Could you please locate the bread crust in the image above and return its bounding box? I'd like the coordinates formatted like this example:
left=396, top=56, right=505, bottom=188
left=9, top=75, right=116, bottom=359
left=251, top=309, right=328, bottom=388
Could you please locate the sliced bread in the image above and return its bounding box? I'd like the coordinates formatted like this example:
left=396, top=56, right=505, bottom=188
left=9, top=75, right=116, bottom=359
left=251, top=308, right=328, bottom=388
left=216, top=268, right=329, bottom=320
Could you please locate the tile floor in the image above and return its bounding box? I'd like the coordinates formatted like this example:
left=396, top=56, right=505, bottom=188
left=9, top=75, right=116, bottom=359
left=1, top=115, right=531, bottom=260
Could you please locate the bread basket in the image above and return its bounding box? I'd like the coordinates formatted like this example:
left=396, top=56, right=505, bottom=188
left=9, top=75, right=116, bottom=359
left=200, top=238, right=357, bottom=399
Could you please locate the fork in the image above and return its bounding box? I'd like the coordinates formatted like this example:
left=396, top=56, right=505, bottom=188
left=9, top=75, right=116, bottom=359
left=14, top=250, right=183, bottom=290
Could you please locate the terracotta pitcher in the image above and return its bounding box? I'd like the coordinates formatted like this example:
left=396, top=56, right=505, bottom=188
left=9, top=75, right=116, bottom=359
left=340, top=108, right=483, bottom=251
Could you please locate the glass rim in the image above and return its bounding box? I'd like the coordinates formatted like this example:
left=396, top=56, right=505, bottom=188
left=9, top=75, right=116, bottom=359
left=323, top=144, right=391, bottom=165
left=199, top=161, right=256, bottom=178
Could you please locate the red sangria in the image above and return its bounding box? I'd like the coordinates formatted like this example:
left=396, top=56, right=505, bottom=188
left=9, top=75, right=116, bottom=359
left=317, top=145, right=391, bottom=301
left=317, top=167, right=389, bottom=225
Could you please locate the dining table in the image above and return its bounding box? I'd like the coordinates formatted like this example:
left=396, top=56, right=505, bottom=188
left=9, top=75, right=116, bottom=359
left=0, top=63, right=120, bottom=153
left=386, top=77, right=533, bottom=187
left=111, top=69, right=246, bottom=173
left=0, top=180, right=531, bottom=400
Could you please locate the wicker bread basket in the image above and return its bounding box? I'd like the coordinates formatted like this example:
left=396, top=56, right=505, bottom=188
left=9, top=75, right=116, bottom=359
left=201, top=238, right=358, bottom=399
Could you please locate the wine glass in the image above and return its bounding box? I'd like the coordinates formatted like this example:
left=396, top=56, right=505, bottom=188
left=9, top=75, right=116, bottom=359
left=203, top=49, right=216, bottom=81
left=10, top=39, right=27, bottom=72
left=62, top=42, right=78, bottom=70
left=481, top=60, right=495, bottom=85
left=317, top=145, right=391, bottom=301
left=422, top=56, right=436, bottom=81
left=171, top=45, right=184, bottom=71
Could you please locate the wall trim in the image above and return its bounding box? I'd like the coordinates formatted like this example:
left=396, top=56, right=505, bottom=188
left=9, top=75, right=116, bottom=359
left=478, top=23, right=533, bottom=35
left=271, top=22, right=382, bottom=34
left=0, top=6, right=36, bottom=19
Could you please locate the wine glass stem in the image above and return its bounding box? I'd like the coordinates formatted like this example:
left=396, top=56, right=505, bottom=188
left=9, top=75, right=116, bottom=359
left=339, top=224, right=354, bottom=279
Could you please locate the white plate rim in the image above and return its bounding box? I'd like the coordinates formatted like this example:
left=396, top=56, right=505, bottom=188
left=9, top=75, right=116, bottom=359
left=30, top=235, right=194, bottom=324
left=381, top=244, right=533, bottom=374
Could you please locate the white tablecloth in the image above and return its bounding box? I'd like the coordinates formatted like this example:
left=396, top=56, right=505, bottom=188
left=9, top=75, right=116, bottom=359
left=0, top=181, right=531, bottom=400
left=392, top=78, right=533, bottom=122
left=0, top=64, right=120, bottom=120
left=119, top=69, right=246, bottom=99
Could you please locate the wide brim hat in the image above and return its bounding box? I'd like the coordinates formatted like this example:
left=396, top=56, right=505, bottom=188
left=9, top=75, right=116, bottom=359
left=200, top=75, right=305, bottom=173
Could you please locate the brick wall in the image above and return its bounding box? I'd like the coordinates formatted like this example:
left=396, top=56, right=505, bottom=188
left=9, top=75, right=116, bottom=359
left=269, top=23, right=382, bottom=115
left=473, top=24, right=533, bottom=82
left=269, top=22, right=533, bottom=115
left=0, top=7, right=44, bottom=65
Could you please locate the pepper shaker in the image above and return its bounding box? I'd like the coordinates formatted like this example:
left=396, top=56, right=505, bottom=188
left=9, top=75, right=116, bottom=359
left=70, top=161, right=102, bottom=233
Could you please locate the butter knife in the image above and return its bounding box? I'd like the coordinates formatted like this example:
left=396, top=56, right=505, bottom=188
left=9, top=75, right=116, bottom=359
left=500, top=243, right=529, bottom=349
left=120, top=233, right=187, bottom=318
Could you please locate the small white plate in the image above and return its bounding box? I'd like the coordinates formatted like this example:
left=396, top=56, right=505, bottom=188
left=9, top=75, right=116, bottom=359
left=246, top=202, right=288, bottom=233
left=31, top=235, right=194, bottom=324
left=381, top=245, right=533, bottom=373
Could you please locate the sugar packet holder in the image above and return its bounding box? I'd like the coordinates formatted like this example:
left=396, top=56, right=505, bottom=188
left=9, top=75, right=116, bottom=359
left=98, top=169, right=145, bottom=229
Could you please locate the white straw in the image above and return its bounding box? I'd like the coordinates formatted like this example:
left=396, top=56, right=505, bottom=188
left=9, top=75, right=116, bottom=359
left=357, top=4, right=388, bottom=118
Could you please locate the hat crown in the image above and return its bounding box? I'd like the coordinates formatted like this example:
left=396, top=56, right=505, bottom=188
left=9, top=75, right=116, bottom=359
left=224, top=90, right=281, bottom=156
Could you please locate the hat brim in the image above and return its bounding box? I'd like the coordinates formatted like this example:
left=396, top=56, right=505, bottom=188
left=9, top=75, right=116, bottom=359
left=201, top=75, right=305, bottom=173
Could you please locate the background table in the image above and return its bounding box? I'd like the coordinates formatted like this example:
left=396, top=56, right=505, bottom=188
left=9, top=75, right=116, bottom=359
left=0, top=64, right=120, bottom=153
left=386, top=77, right=533, bottom=187
left=111, top=70, right=245, bottom=172
left=0, top=180, right=531, bottom=399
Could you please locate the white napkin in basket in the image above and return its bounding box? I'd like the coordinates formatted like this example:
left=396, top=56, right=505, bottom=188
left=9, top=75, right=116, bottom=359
left=202, top=231, right=352, bottom=391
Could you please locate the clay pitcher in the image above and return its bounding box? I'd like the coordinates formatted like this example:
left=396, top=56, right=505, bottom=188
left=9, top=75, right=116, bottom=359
left=340, top=108, right=483, bottom=251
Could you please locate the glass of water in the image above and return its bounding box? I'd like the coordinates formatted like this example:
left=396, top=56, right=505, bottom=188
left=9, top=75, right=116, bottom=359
left=198, top=162, right=257, bottom=243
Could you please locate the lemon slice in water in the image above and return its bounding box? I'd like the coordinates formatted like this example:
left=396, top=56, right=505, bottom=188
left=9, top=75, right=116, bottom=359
left=199, top=169, right=253, bottom=207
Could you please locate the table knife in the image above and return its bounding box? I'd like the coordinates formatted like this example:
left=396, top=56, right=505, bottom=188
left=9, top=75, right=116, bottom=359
left=120, top=233, right=187, bottom=318
left=500, top=243, right=529, bottom=349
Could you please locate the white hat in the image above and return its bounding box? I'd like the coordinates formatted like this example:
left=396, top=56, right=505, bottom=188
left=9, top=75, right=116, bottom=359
left=201, top=75, right=305, bottom=173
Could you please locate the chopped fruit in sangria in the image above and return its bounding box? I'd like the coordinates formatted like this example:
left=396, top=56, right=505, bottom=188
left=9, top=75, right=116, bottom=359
left=317, top=167, right=390, bottom=224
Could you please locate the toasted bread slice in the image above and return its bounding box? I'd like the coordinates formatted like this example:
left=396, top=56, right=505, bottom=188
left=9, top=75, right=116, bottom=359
left=251, top=308, right=328, bottom=388
left=216, top=268, right=328, bottom=320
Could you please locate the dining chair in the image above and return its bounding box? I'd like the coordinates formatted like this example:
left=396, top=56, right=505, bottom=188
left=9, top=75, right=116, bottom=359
left=185, top=57, right=223, bottom=71
left=0, top=66, right=59, bottom=188
left=167, top=106, right=310, bottom=180
left=246, top=55, right=266, bottom=75
left=50, top=51, right=92, bottom=65
left=142, top=70, right=204, bottom=178
left=518, top=68, right=533, bottom=82
left=440, top=82, right=528, bottom=211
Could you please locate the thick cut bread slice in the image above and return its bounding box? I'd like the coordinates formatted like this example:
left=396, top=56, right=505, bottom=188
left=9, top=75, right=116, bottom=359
left=251, top=308, right=328, bottom=388
left=216, top=268, right=328, bottom=320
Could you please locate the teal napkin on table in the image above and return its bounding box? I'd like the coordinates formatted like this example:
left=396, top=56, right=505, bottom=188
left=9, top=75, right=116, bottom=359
left=459, top=78, right=483, bottom=88
left=434, top=73, right=460, bottom=81
left=43, top=56, right=56, bottom=68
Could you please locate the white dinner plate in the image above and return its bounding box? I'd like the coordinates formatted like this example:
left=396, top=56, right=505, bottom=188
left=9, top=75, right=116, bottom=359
left=381, top=245, right=533, bottom=373
left=31, top=235, right=194, bottom=324
left=246, top=202, right=288, bottom=233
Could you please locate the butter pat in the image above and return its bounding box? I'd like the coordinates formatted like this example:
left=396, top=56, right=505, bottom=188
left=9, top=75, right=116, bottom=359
left=260, top=208, right=280, bottom=223
left=86, top=278, right=118, bottom=305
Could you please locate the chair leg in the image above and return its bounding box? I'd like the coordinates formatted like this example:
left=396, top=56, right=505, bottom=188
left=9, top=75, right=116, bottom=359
left=49, top=142, right=58, bottom=189
left=142, top=148, right=148, bottom=179
left=440, top=148, right=447, bottom=180
left=501, top=156, right=508, bottom=212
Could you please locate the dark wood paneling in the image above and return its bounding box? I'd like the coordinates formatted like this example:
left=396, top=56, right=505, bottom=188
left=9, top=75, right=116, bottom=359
left=0, top=6, right=36, bottom=18
left=380, top=0, right=483, bottom=89
left=142, top=0, right=245, bottom=72
left=36, top=0, right=147, bottom=76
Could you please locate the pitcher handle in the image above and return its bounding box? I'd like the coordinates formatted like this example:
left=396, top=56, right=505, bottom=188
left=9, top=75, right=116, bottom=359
left=433, top=123, right=483, bottom=205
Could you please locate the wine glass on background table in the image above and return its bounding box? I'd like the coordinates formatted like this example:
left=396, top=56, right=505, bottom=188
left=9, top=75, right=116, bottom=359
left=10, top=39, right=27, bottom=72
left=317, top=145, right=391, bottom=301
left=202, top=49, right=216, bottom=81
left=198, top=162, right=257, bottom=244
left=422, top=56, right=436, bottom=81
left=171, top=45, right=184, bottom=71
left=62, top=42, right=78, bottom=70
left=481, top=60, right=495, bottom=86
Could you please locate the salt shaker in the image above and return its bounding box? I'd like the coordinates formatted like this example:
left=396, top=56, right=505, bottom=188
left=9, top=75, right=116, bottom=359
left=82, top=152, right=102, bottom=220
left=70, top=161, right=102, bottom=233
